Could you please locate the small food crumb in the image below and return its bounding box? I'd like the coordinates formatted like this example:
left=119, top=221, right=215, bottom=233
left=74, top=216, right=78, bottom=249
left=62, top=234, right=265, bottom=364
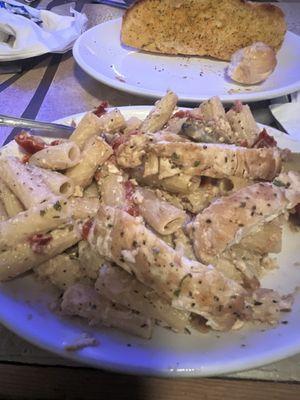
left=64, top=333, right=99, bottom=351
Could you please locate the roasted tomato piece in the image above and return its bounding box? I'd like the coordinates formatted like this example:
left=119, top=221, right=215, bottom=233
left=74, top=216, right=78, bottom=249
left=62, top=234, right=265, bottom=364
left=252, top=129, right=277, bottom=148
left=29, top=233, right=52, bottom=254
left=93, top=101, right=109, bottom=117
left=15, top=131, right=47, bottom=154
left=82, top=219, right=93, bottom=240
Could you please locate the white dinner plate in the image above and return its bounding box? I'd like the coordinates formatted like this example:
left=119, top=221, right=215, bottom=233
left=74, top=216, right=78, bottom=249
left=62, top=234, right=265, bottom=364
left=73, top=19, right=300, bottom=104
left=1, top=106, right=300, bottom=377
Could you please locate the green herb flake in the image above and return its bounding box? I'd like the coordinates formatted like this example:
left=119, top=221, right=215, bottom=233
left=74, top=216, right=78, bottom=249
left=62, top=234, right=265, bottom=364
left=171, top=152, right=180, bottom=160
left=40, top=209, right=46, bottom=217
left=173, top=273, right=192, bottom=298
left=273, top=179, right=285, bottom=187
left=53, top=201, right=62, bottom=211
left=193, top=160, right=200, bottom=167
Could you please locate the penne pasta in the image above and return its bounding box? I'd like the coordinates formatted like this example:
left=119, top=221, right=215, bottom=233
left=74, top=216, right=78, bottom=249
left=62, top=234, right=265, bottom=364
left=70, top=110, right=126, bottom=150
left=100, top=174, right=125, bottom=207
left=66, top=136, right=113, bottom=188
left=140, top=91, right=178, bottom=133
left=0, top=197, right=99, bottom=251
left=132, top=167, right=198, bottom=195
left=69, top=112, right=106, bottom=150
left=30, top=167, right=75, bottom=198
left=29, top=141, right=81, bottom=170
left=0, top=157, right=55, bottom=208
left=137, top=187, right=187, bottom=235
left=0, top=225, right=81, bottom=281
left=96, top=109, right=126, bottom=134
left=0, top=178, right=24, bottom=217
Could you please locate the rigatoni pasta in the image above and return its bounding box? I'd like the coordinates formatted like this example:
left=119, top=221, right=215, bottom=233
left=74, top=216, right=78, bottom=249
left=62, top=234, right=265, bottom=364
left=69, top=112, right=105, bottom=149
left=29, top=141, right=80, bottom=170
left=65, top=136, right=113, bottom=188
left=0, top=225, right=81, bottom=281
left=69, top=109, right=126, bottom=150
left=0, top=157, right=54, bottom=208
left=0, top=197, right=99, bottom=251
left=137, top=187, right=187, bottom=235
left=30, top=168, right=75, bottom=198
left=0, top=178, right=24, bottom=217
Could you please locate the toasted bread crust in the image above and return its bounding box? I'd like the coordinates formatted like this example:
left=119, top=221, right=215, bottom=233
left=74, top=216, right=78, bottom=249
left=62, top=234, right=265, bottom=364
left=121, top=0, right=286, bottom=60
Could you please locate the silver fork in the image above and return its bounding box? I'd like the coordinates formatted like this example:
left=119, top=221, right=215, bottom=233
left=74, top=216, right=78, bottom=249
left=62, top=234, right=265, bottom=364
left=0, top=114, right=74, bottom=140
left=92, top=0, right=135, bottom=9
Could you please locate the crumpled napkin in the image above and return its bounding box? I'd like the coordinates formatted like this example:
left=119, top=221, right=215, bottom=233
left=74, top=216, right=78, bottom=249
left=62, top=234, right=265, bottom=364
left=0, top=0, right=87, bottom=61
left=270, top=92, right=300, bottom=141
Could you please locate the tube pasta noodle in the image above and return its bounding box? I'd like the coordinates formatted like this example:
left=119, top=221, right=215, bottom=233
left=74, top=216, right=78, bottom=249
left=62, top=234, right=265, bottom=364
left=140, top=91, right=178, bottom=133
left=70, top=110, right=126, bottom=150
left=137, top=187, right=187, bottom=235
left=30, top=168, right=74, bottom=198
left=0, top=225, right=81, bottom=281
left=132, top=168, right=197, bottom=195
left=96, top=109, right=126, bottom=134
left=69, top=112, right=106, bottom=150
left=66, top=136, right=113, bottom=188
left=0, top=157, right=55, bottom=208
left=0, top=178, right=24, bottom=217
left=29, top=141, right=80, bottom=170
left=100, top=174, right=125, bottom=207
left=0, top=197, right=99, bottom=251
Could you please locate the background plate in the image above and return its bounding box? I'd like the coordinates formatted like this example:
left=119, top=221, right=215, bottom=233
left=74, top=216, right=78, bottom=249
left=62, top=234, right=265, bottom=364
left=73, top=20, right=300, bottom=103
left=0, top=106, right=300, bottom=377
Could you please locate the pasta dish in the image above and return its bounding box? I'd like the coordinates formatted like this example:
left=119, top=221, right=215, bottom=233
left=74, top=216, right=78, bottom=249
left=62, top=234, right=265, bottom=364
left=0, top=92, right=299, bottom=340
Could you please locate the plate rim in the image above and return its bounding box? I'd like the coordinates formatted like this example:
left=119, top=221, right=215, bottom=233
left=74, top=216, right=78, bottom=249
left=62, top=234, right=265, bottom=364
left=1, top=106, right=300, bottom=377
left=73, top=19, right=300, bottom=104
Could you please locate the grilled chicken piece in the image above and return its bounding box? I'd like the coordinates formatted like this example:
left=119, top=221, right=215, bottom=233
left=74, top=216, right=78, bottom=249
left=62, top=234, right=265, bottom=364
left=95, top=263, right=190, bottom=332
left=61, top=283, right=153, bottom=339
left=149, top=142, right=281, bottom=181
left=87, top=205, right=247, bottom=331
left=189, top=172, right=300, bottom=265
